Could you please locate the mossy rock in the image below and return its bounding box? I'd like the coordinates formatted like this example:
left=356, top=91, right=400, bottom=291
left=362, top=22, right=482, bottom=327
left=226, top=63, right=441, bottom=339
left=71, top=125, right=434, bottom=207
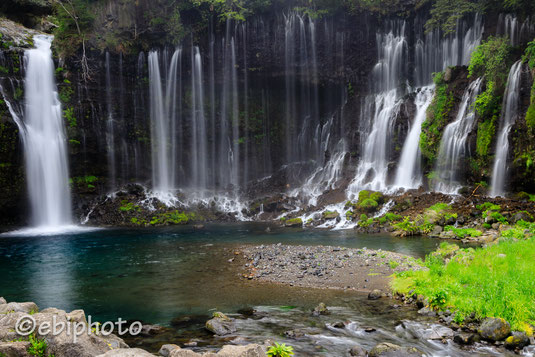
left=285, top=217, right=302, bottom=227
left=322, top=211, right=340, bottom=220
left=504, top=331, right=530, bottom=350
left=478, top=317, right=511, bottom=341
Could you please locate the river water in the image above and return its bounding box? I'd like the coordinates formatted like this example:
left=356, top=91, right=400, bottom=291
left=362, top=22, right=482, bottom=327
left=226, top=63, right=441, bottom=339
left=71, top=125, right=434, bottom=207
left=0, top=223, right=522, bottom=356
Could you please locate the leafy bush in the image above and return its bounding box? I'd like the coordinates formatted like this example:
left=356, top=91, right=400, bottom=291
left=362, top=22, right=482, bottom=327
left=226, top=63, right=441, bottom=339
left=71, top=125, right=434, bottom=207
left=429, top=290, right=448, bottom=309
left=28, top=334, right=47, bottom=357
left=469, top=37, right=511, bottom=89
left=267, top=342, right=294, bottom=357
left=358, top=214, right=374, bottom=228
left=384, top=213, right=402, bottom=221
left=64, top=107, right=76, bottom=128
left=394, top=216, right=419, bottom=235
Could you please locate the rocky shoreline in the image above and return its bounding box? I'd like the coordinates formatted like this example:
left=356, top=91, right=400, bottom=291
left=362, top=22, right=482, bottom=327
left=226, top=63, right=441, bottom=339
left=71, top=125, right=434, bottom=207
left=234, top=242, right=535, bottom=355
left=0, top=298, right=268, bottom=357
left=238, top=244, right=423, bottom=292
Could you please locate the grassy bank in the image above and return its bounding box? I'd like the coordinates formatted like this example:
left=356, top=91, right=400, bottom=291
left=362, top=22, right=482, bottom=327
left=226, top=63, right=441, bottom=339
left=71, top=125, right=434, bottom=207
left=391, top=222, right=535, bottom=333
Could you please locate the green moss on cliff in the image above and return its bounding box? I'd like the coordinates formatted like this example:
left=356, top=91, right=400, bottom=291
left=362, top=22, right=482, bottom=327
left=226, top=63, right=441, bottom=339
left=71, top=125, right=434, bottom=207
left=476, top=118, right=496, bottom=159
left=420, top=71, right=454, bottom=164
left=469, top=37, right=511, bottom=168
left=524, top=40, right=535, bottom=134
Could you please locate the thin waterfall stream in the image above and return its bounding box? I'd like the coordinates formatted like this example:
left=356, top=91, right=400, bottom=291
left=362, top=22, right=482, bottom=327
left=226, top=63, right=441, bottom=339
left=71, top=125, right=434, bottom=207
left=394, top=85, right=435, bottom=189
left=434, top=78, right=483, bottom=194
left=490, top=61, right=524, bottom=197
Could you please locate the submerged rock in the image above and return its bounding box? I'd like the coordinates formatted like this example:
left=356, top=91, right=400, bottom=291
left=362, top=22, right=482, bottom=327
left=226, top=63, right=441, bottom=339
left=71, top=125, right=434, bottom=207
left=349, top=345, right=367, bottom=356
left=453, top=332, right=480, bottom=345
left=284, top=329, right=305, bottom=339
left=478, top=317, right=511, bottom=341
left=205, top=312, right=237, bottom=336
left=368, top=289, right=383, bottom=300
left=159, top=344, right=181, bottom=357
left=417, top=307, right=436, bottom=317
left=368, top=342, right=421, bottom=357
left=168, top=344, right=266, bottom=356
left=504, top=331, right=530, bottom=350
left=312, top=302, right=329, bottom=316
left=97, top=348, right=154, bottom=356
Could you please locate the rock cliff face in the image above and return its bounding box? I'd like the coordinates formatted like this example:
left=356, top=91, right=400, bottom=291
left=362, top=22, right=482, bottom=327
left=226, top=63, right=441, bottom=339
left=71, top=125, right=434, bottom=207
left=0, top=2, right=534, bottom=226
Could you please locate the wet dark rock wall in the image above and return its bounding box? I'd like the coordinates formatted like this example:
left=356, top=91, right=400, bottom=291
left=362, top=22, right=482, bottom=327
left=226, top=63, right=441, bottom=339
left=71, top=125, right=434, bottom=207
left=0, top=3, right=534, bottom=225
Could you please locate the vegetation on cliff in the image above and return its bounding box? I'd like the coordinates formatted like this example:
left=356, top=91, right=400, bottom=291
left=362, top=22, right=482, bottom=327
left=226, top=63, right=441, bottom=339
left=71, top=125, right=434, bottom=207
left=469, top=36, right=511, bottom=172
left=419, top=71, right=454, bottom=165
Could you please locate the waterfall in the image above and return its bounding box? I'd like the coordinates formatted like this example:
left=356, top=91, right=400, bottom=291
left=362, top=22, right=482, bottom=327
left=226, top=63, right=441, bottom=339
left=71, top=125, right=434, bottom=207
left=21, top=35, right=72, bottom=228
left=490, top=61, right=523, bottom=197
left=148, top=49, right=180, bottom=196
left=394, top=85, right=435, bottom=189
left=105, top=52, right=116, bottom=192
left=414, top=14, right=483, bottom=86
left=434, top=78, right=483, bottom=194
left=284, top=13, right=321, bottom=165
left=191, top=46, right=208, bottom=191
left=217, top=20, right=241, bottom=191
left=209, top=27, right=217, bottom=190
left=348, top=22, right=407, bottom=193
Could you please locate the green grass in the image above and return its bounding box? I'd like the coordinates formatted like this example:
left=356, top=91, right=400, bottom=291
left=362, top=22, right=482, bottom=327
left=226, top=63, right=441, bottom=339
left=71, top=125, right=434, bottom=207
left=389, top=260, right=400, bottom=269
left=427, top=202, right=450, bottom=213
left=392, top=239, right=535, bottom=333
left=444, top=226, right=482, bottom=238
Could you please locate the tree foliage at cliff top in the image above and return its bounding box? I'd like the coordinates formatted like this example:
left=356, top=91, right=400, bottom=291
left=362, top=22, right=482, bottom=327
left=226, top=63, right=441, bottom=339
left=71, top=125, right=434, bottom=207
left=47, top=0, right=535, bottom=56
left=423, top=0, right=534, bottom=34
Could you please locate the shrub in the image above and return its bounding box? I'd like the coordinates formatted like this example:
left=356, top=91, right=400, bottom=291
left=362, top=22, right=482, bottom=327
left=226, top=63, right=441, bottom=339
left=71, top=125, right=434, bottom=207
left=394, top=217, right=419, bottom=235
left=28, top=334, right=47, bottom=357
left=267, top=342, right=294, bottom=357
left=358, top=214, right=374, bottom=228
left=384, top=213, right=402, bottom=222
